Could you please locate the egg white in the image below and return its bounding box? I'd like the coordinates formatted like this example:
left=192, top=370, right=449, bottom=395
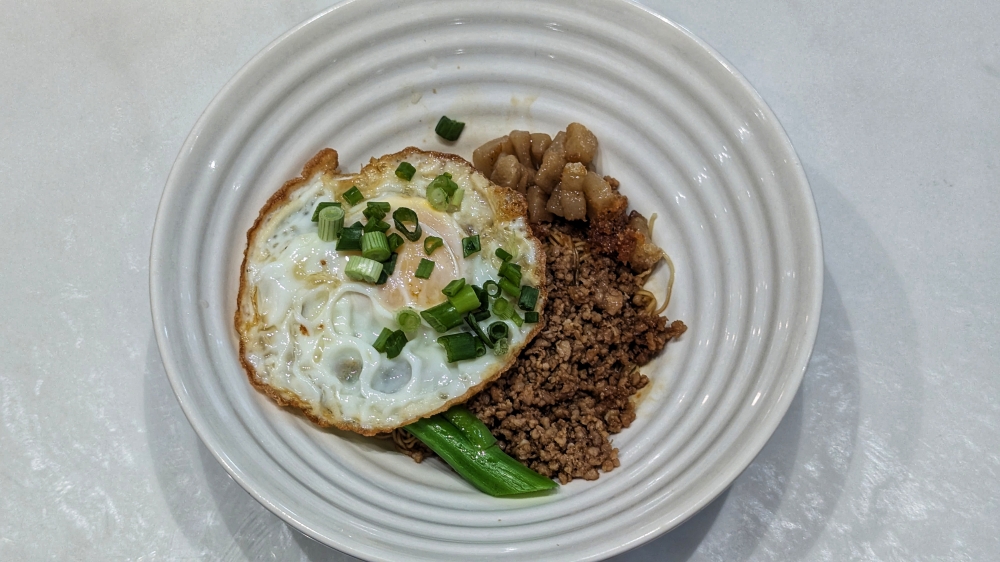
left=236, top=148, right=545, bottom=435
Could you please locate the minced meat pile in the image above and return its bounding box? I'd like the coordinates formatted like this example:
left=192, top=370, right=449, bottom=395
left=394, top=221, right=686, bottom=484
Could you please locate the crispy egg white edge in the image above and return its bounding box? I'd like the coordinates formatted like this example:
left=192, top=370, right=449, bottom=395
left=236, top=148, right=547, bottom=435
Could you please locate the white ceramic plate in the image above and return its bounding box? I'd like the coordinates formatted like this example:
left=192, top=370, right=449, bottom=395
left=150, top=0, right=823, bottom=560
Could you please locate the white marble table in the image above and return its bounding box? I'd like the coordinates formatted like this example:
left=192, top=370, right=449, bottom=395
left=2, top=1, right=997, bottom=560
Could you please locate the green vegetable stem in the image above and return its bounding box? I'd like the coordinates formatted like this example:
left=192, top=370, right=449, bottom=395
left=405, top=406, right=557, bottom=496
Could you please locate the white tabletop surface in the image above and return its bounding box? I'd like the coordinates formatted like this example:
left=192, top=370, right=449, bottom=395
left=2, top=1, right=997, bottom=560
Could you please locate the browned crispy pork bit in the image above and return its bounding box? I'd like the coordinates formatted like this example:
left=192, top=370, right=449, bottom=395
left=472, top=122, right=664, bottom=272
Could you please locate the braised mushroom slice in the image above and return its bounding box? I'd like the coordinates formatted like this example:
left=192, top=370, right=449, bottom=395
left=535, top=131, right=567, bottom=192
left=509, top=130, right=533, bottom=168
left=559, top=163, right=588, bottom=220
left=530, top=132, right=552, bottom=168
left=526, top=184, right=554, bottom=223
left=564, top=122, right=598, bottom=166
left=472, top=136, right=514, bottom=178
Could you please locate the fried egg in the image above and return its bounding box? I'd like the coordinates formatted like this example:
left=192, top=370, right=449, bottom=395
left=236, top=148, right=546, bottom=435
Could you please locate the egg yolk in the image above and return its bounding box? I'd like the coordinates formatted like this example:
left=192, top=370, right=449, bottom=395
left=375, top=198, right=463, bottom=310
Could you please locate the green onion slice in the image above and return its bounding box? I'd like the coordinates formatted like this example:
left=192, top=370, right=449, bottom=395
left=499, top=278, right=521, bottom=300
left=427, top=186, right=449, bottom=211
left=317, top=205, right=345, bottom=242
left=465, top=314, right=494, bottom=349
left=448, top=285, right=481, bottom=314
left=414, top=258, right=435, bottom=279
left=421, top=301, right=464, bottom=332
left=471, top=284, right=489, bottom=312
left=442, top=278, right=467, bottom=297
left=363, top=218, right=391, bottom=233
left=397, top=307, right=421, bottom=336
left=487, top=321, right=510, bottom=344
left=428, top=173, right=459, bottom=197
left=509, top=312, right=524, bottom=327
left=361, top=231, right=390, bottom=262
left=392, top=207, right=422, bottom=242
left=311, top=201, right=342, bottom=222
left=472, top=309, right=492, bottom=322
left=483, top=280, right=501, bottom=298
left=385, top=329, right=408, bottom=359
left=424, top=236, right=444, bottom=255
left=395, top=161, right=416, bottom=181
left=492, top=297, right=514, bottom=319
left=462, top=235, right=481, bottom=257
left=342, top=186, right=364, bottom=206
left=363, top=202, right=390, bottom=221
left=449, top=188, right=465, bottom=210
left=375, top=252, right=398, bottom=285
left=437, top=332, right=484, bottom=362
left=494, top=247, right=513, bottom=262
left=524, top=311, right=540, bottom=323
left=492, top=337, right=509, bottom=356
left=372, top=327, right=393, bottom=353
left=498, top=261, right=522, bottom=285
left=387, top=232, right=405, bottom=253
left=518, top=285, right=539, bottom=311
left=434, top=115, right=466, bottom=141
left=346, top=256, right=384, bottom=283
left=336, top=223, right=364, bottom=251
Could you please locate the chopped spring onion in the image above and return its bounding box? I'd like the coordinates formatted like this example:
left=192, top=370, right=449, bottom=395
left=510, top=312, right=524, bottom=328
left=437, top=332, right=485, bottom=362
left=387, top=232, right=405, bottom=253
left=442, top=278, right=466, bottom=297
left=462, top=235, right=481, bottom=257
left=392, top=207, right=422, bottom=242
left=397, top=307, right=421, bottom=337
left=372, top=328, right=393, bottom=353
left=364, top=201, right=390, bottom=220
left=421, top=300, right=464, bottom=332
left=385, top=329, right=408, bottom=359
left=342, top=186, right=364, bottom=206
left=487, top=321, right=509, bottom=344
left=492, top=297, right=523, bottom=327
left=499, top=278, right=521, bottom=300
left=375, top=252, right=398, bottom=285
left=384, top=251, right=399, bottom=275
left=336, top=223, right=364, bottom=251
left=311, top=201, right=341, bottom=222
left=524, top=311, right=540, bottom=323
left=404, top=411, right=557, bottom=496
left=471, top=284, right=489, bottom=312
left=429, top=173, right=459, bottom=197
left=361, top=231, right=390, bottom=262
left=317, top=205, right=345, bottom=241
left=414, top=258, right=435, bottom=279
left=441, top=405, right=496, bottom=449
left=363, top=218, right=390, bottom=233
left=465, top=314, right=493, bottom=349
left=494, top=247, right=513, bottom=262
left=448, top=285, right=481, bottom=314
left=498, top=261, right=522, bottom=285
left=472, top=309, right=492, bottom=322
left=434, top=115, right=466, bottom=141
left=395, top=161, right=416, bottom=181
left=345, top=256, right=383, bottom=284
left=483, top=280, right=501, bottom=298
left=493, top=337, right=509, bottom=356
left=427, top=185, right=449, bottom=211
left=449, top=188, right=465, bottom=210
left=518, top=285, right=539, bottom=311
left=424, top=236, right=444, bottom=255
